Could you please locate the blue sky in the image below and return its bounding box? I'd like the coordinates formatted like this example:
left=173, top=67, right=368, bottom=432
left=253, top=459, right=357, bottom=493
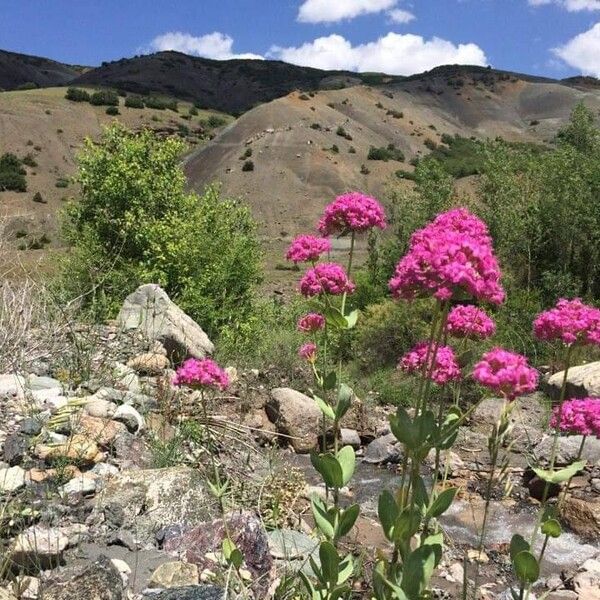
left=1, top=0, right=600, bottom=77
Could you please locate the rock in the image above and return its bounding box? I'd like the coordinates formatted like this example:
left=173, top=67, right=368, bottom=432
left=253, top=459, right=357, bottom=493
left=148, top=587, right=224, bottom=600
left=340, top=428, right=361, bottom=448
left=265, top=388, right=321, bottom=453
left=545, top=361, right=600, bottom=400
left=19, top=576, right=40, bottom=599
left=268, top=529, right=317, bottom=560
left=573, top=568, right=600, bottom=600
left=149, top=562, right=199, bottom=588
left=560, top=496, right=600, bottom=540
left=0, top=589, right=17, bottom=600
left=113, top=363, right=141, bottom=394
left=26, top=375, right=62, bottom=392
left=35, top=434, right=102, bottom=465
left=72, top=415, right=128, bottom=447
left=546, top=592, right=579, bottom=600
left=0, top=374, right=25, bottom=398
left=117, top=284, right=214, bottom=360
left=92, top=467, right=218, bottom=543
left=0, top=465, right=26, bottom=492
left=42, top=555, right=123, bottom=600
left=527, top=475, right=560, bottom=501
left=363, top=433, right=403, bottom=464
left=127, top=353, right=170, bottom=375
left=83, top=398, right=118, bottom=419
left=110, top=559, right=131, bottom=585
left=242, top=410, right=277, bottom=446
left=60, top=475, right=97, bottom=497
left=108, top=529, right=138, bottom=551
left=10, top=526, right=69, bottom=570
left=19, top=418, right=43, bottom=437
left=112, top=432, right=152, bottom=468
left=534, top=435, right=600, bottom=466
left=90, top=462, right=119, bottom=478
left=3, top=433, right=28, bottom=466
left=112, top=404, right=145, bottom=433
left=426, top=449, right=464, bottom=476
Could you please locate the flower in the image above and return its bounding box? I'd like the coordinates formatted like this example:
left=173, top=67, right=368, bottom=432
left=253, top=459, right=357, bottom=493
left=286, top=235, right=331, bottom=263
left=297, top=312, right=326, bottom=333
left=298, top=342, right=317, bottom=362
left=472, top=348, right=538, bottom=400
left=446, top=305, right=496, bottom=340
left=299, top=262, right=355, bottom=297
left=399, top=342, right=461, bottom=385
left=318, top=192, right=386, bottom=236
left=389, top=208, right=505, bottom=305
left=533, top=298, right=600, bottom=346
left=550, top=398, right=600, bottom=438
left=173, top=358, right=229, bottom=391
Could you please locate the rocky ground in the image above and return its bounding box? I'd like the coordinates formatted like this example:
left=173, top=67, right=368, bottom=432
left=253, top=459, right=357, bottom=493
left=0, top=284, right=599, bottom=600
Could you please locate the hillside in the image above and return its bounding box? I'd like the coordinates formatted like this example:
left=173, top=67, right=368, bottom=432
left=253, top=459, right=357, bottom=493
left=0, top=49, right=85, bottom=90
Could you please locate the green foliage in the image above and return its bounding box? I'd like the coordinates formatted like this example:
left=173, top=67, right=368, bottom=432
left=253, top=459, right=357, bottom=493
left=32, top=191, right=45, bottom=203
left=57, top=123, right=262, bottom=335
left=105, top=106, right=119, bottom=116
left=188, top=105, right=199, bottom=116
left=368, top=144, right=405, bottom=162
left=65, top=87, right=90, bottom=102
left=242, top=159, right=254, bottom=172
left=21, top=153, right=37, bottom=167
left=422, top=134, right=486, bottom=178
left=0, top=152, right=27, bottom=192
left=89, top=89, right=119, bottom=106
left=124, top=95, right=145, bottom=108
left=55, top=178, right=69, bottom=188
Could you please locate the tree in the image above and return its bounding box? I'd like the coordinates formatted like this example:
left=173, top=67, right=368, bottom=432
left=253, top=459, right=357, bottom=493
left=59, top=123, right=262, bottom=334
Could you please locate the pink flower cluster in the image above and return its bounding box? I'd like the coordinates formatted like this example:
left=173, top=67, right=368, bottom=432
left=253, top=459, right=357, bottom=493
left=318, top=192, right=386, bottom=236
left=300, top=263, right=355, bottom=297
left=399, top=342, right=462, bottom=385
left=389, top=208, right=505, bottom=305
left=286, top=235, right=331, bottom=263
left=173, top=358, right=229, bottom=391
left=298, top=342, right=317, bottom=362
left=472, top=348, right=538, bottom=400
left=550, top=398, right=600, bottom=437
left=446, top=305, right=496, bottom=340
left=297, top=312, right=326, bottom=333
left=533, top=298, right=600, bottom=346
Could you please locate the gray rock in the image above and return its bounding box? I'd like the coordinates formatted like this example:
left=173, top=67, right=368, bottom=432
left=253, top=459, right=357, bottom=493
left=268, top=529, right=317, bottom=560
left=113, top=404, right=144, bottom=433
left=19, top=418, right=43, bottom=437
left=340, top=428, right=361, bottom=448
left=113, top=363, right=141, bottom=394
left=3, top=433, right=28, bottom=466
left=117, top=284, right=213, bottom=360
left=10, top=526, right=69, bottom=570
left=149, top=562, right=199, bottom=588
left=363, top=433, right=403, bottom=464
left=534, top=435, right=600, bottom=466
left=265, top=388, right=321, bottom=453
left=0, top=465, right=26, bottom=492
left=545, top=361, right=600, bottom=400
left=60, top=476, right=97, bottom=497
left=147, top=587, right=224, bottom=600
left=0, top=374, right=25, bottom=398
left=26, top=375, right=62, bottom=391
left=84, top=398, right=118, bottom=419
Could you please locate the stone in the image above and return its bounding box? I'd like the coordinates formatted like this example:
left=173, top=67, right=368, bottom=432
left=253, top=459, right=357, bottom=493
left=60, top=475, right=97, bottom=497
left=92, top=467, right=218, bottom=543
left=340, top=428, right=361, bottom=448
left=149, top=562, right=199, bottom=588
left=0, top=589, right=17, bottom=600
left=534, top=435, right=600, bottom=466
left=560, top=496, right=600, bottom=540
left=3, top=433, right=28, bottom=466
left=26, top=375, right=62, bottom=392
left=148, top=587, right=224, bottom=600
left=573, top=569, right=600, bottom=600
left=42, top=555, right=123, bottom=600
left=19, top=576, right=39, bottom=599
left=0, top=465, right=26, bottom=492
left=10, top=526, right=69, bottom=570
left=112, top=404, right=145, bottom=433
left=19, top=418, right=43, bottom=437
left=363, top=433, right=403, bottom=464
left=127, top=353, right=170, bottom=375
left=113, top=363, right=141, bottom=394
left=426, top=449, right=464, bottom=476
left=545, top=361, right=600, bottom=400
left=110, top=559, right=131, bottom=585
left=268, top=529, right=317, bottom=560
left=265, top=388, right=321, bottom=453
left=117, top=284, right=214, bottom=360
left=112, top=432, right=152, bottom=469
left=0, top=374, right=25, bottom=398
left=35, top=434, right=102, bottom=465
left=83, top=398, right=118, bottom=419
left=72, top=415, right=128, bottom=447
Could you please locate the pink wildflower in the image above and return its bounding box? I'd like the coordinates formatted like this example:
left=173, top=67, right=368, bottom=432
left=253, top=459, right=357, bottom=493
left=446, top=305, right=496, bottom=340
left=297, top=312, right=326, bottom=333
left=550, top=398, right=600, bottom=438
left=389, top=208, right=504, bottom=305
left=533, top=298, right=600, bottom=346
left=286, top=235, right=331, bottom=263
left=472, top=348, right=538, bottom=400
left=399, top=342, right=461, bottom=385
left=318, top=192, right=386, bottom=236
left=299, top=263, right=355, bottom=297
left=298, top=342, right=317, bottom=362
left=173, top=358, right=229, bottom=391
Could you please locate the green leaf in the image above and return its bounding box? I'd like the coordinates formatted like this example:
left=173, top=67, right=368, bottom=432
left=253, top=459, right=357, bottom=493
left=337, top=504, right=360, bottom=538
left=541, top=518, right=562, bottom=538
left=322, top=371, right=337, bottom=391
left=412, top=475, right=429, bottom=511
left=336, top=445, right=356, bottom=486
left=319, top=541, right=340, bottom=585
left=393, top=507, right=421, bottom=543
left=389, top=407, right=417, bottom=449
left=345, top=309, right=359, bottom=329
left=513, top=550, right=539, bottom=584
left=378, top=490, right=399, bottom=540
left=335, top=384, right=353, bottom=421
left=427, top=487, right=458, bottom=519
left=310, top=451, right=344, bottom=489
left=509, top=534, right=530, bottom=562
left=324, top=306, right=347, bottom=330
left=437, top=410, right=461, bottom=449
left=314, top=395, right=335, bottom=420
left=422, top=532, right=444, bottom=567
left=337, top=555, right=354, bottom=584
left=222, top=538, right=243, bottom=569
left=533, top=460, right=585, bottom=484
left=311, top=495, right=335, bottom=540
left=372, top=561, right=408, bottom=600
left=401, top=544, right=438, bottom=599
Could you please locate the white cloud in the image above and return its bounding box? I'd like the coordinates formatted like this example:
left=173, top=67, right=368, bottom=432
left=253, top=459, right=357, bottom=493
left=269, top=32, right=487, bottom=74
left=387, top=8, right=416, bottom=23
left=528, top=0, right=600, bottom=11
left=297, top=0, right=397, bottom=23
left=553, top=22, right=600, bottom=76
left=147, top=31, right=263, bottom=60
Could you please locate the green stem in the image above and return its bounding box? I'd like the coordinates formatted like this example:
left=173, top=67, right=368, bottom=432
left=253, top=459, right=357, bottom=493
left=340, top=231, right=356, bottom=317
left=557, top=434, right=587, bottom=510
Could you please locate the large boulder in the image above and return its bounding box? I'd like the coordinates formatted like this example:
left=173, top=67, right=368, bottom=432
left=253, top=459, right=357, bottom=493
left=544, top=361, right=600, bottom=401
left=560, top=496, right=600, bottom=540
left=265, top=388, right=321, bottom=453
left=117, top=284, right=213, bottom=360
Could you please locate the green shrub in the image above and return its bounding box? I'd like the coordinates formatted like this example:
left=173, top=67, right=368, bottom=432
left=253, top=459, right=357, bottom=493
left=360, top=164, right=370, bottom=175
left=55, top=178, right=69, bottom=188
left=105, top=106, right=119, bottom=116
left=0, top=153, right=27, bottom=192
left=89, top=90, right=119, bottom=106
left=16, top=82, right=37, bottom=91
left=188, top=106, right=198, bottom=116
left=242, top=160, right=254, bottom=172
left=367, top=144, right=405, bottom=162
left=58, top=123, right=262, bottom=334
left=348, top=146, right=356, bottom=154
left=21, top=153, right=37, bottom=168
left=206, top=115, right=227, bottom=128
left=65, top=88, right=90, bottom=102
left=310, top=122, right=322, bottom=130
left=15, top=229, right=27, bottom=239
left=124, top=96, right=144, bottom=109
left=386, top=109, right=403, bottom=119
left=32, top=191, right=45, bottom=203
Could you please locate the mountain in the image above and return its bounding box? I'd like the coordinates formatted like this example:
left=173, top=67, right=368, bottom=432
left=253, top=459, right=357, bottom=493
left=0, top=49, right=86, bottom=90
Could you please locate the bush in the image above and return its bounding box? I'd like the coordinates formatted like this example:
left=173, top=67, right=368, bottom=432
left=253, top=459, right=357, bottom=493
left=242, top=160, right=254, bottom=172
left=206, top=115, right=227, bottom=128
left=58, top=123, right=262, bottom=333
left=16, top=82, right=37, bottom=91
left=310, top=123, right=322, bottom=130
left=55, top=178, right=69, bottom=188
left=367, top=144, right=405, bottom=162
left=189, top=106, right=198, bottom=116
left=90, top=90, right=119, bottom=106
left=144, top=96, right=167, bottom=110
left=21, top=153, right=37, bottom=168
left=348, top=146, right=356, bottom=154
left=386, top=109, right=403, bottom=119
left=124, top=96, right=144, bottom=109
left=32, top=191, right=45, bottom=203
left=0, top=153, right=27, bottom=192
left=65, top=87, right=90, bottom=102
left=240, top=148, right=253, bottom=160
left=360, top=164, right=370, bottom=175
left=105, top=106, right=119, bottom=116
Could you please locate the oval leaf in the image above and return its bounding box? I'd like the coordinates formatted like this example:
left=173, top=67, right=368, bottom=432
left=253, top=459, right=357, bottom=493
left=336, top=445, right=356, bottom=486
left=541, top=518, right=562, bottom=538
left=513, top=550, right=539, bottom=584
left=427, top=487, right=458, bottom=519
